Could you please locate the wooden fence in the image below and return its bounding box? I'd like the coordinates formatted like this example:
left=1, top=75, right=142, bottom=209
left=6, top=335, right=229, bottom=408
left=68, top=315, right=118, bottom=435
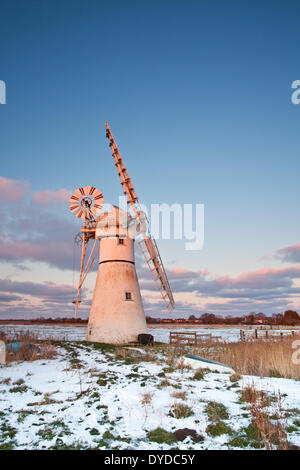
left=169, top=331, right=221, bottom=346
left=240, top=329, right=297, bottom=342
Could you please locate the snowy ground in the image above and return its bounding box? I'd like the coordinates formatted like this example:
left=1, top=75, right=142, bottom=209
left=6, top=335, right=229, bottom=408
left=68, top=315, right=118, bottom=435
left=1, top=339, right=300, bottom=450
left=1, top=324, right=298, bottom=344
left=0, top=324, right=278, bottom=343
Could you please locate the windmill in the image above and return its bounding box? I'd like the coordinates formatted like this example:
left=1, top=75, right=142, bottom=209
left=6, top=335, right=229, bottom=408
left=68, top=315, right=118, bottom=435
left=69, top=123, right=175, bottom=344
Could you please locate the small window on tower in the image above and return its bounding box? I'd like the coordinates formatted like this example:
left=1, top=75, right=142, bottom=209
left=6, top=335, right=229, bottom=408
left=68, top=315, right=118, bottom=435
left=125, top=292, right=132, bottom=301
left=119, top=238, right=124, bottom=245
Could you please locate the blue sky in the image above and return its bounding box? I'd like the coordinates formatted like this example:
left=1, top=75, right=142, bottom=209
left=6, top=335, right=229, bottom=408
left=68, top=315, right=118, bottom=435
left=0, top=1, right=300, bottom=318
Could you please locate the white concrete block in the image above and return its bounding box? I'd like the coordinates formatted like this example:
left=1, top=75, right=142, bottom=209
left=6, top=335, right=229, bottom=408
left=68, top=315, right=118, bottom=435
left=0, top=340, right=5, bottom=365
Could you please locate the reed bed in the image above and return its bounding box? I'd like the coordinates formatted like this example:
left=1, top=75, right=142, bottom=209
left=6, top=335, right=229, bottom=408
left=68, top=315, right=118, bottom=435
left=0, top=330, right=57, bottom=363
left=190, top=336, right=300, bottom=380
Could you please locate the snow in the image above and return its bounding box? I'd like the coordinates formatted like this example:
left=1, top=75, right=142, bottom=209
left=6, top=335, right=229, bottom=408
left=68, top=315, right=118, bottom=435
left=1, top=334, right=300, bottom=450
left=1, top=323, right=298, bottom=344
left=0, top=324, right=248, bottom=343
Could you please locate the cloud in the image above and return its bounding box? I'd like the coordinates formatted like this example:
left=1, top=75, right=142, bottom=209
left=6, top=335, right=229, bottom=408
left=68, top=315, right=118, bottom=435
left=0, top=278, right=76, bottom=303
left=0, top=176, right=29, bottom=201
left=0, top=239, right=75, bottom=270
left=0, top=190, right=92, bottom=271
left=138, top=264, right=300, bottom=315
left=0, top=292, right=21, bottom=303
left=32, top=189, right=72, bottom=205
left=275, top=242, right=300, bottom=264
left=0, top=277, right=93, bottom=320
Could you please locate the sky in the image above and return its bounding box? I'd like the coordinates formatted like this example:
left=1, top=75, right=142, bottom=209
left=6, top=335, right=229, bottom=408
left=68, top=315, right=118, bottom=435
left=0, top=0, right=300, bottom=318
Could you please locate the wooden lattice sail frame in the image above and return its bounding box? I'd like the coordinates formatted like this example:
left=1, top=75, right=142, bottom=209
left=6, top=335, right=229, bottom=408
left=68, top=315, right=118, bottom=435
left=105, top=122, right=175, bottom=312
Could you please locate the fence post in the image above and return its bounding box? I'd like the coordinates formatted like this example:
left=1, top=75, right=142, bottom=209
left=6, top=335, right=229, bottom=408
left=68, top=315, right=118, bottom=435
left=255, top=329, right=258, bottom=339
left=0, top=340, right=5, bottom=365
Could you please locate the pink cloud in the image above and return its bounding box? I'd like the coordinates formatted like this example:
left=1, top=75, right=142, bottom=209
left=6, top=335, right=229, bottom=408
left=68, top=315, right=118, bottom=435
left=0, top=278, right=75, bottom=302
left=275, top=242, right=300, bottom=264
left=229, top=266, right=300, bottom=287
left=167, top=268, right=205, bottom=279
left=0, top=239, right=74, bottom=270
left=0, top=176, right=29, bottom=201
left=0, top=278, right=90, bottom=319
left=32, top=188, right=71, bottom=204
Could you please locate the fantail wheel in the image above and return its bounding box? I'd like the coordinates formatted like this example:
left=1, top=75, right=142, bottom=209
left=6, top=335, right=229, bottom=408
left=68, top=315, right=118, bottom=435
left=69, top=185, right=104, bottom=220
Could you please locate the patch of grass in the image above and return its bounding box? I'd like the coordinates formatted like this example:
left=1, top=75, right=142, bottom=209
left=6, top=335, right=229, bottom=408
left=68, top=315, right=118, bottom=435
left=287, top=408, right=300, bottom=417
left=28, top=392, right=63, bottom=406
left=268, top=369, right=284, bottom=378
left=126, top=373, right=140, bottom=380
left=168, top=402, right=194, bottom=419
left=96, top=373, right=109, bottom=387
left=205, top=401, right=229, bottom=422
left=240, top=422, right=263, bottom=448
left=141, top=392, right=153, bottom=407
left=48, top=439, right=92, bottom=450
left=229, top=374, right=241, bottom=383
left=157, top=379, right=172, bottom=389
left=147, top=427, right=177, bottom=444
left=102, top=430, right=114, bottom=440
left=17, top=409, right=34, bottom=423
left=171, top=390, right=188, bottom=400
left=293, top=419, right=300, bottom=427
left=69, top=358, right=83, bottom=368
left=9, top=384, right=28, bottom=393
left=164, top=366, right=175, bottom=374
left=0, top=440, right=17, bottom=450
left=286, top=425, right=298, bottom=433
left=239, top=386, right=271, bottom=407
left=90, top=428, right=100, bottom=435
left=50, top=420, right=71, bottom=435
left=80, top=341, right=116, bottom=353
left=12, top=378, right=25, bottom=385
left=97, top=378, right=108, bottom=386
left=37, top=421, right=70, bottom=440
left=115, top=436, right=131, bottom=443
left=228, top=436, right=249, bottom=448
left=96, top=404, right=108, bottom=411
left=192, top=369, right=206, bottom=381
left=0, top=421, right=17, bottom=440
left=37, top=426, right=56, bottom=440
left=206, top=421, right=233, bottom=437
left=90, top=391, right=100, bottom=400
left=0, top=378, right=11, bottom=385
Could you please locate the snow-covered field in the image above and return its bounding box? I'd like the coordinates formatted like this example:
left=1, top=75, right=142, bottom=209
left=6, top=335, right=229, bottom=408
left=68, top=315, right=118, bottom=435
left=0, top=324, right=246, bottom=343
left=0, top=336, right=300, bottom=450
left=1, top=324, right=298, bottom=344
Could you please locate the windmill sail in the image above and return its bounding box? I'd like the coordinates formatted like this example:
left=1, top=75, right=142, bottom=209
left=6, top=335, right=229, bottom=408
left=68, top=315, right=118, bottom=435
left=105, top=122, right=175, bottom=312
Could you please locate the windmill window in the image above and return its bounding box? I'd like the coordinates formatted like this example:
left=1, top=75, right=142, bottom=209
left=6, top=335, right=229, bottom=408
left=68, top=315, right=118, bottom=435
left=125, top=292, right=132, bottom=301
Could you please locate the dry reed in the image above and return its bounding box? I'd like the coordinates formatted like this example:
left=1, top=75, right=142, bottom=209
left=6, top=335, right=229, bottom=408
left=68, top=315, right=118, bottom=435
left=190, top=336, right=300, bottom=380
left=242, top=383, right=289, bottom=450
left=1, top=330, right=56, bottom=363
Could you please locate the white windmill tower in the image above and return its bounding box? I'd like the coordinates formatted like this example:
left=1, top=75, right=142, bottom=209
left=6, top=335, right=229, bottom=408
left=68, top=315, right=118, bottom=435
left=69, top=123, right=175, bottom=344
